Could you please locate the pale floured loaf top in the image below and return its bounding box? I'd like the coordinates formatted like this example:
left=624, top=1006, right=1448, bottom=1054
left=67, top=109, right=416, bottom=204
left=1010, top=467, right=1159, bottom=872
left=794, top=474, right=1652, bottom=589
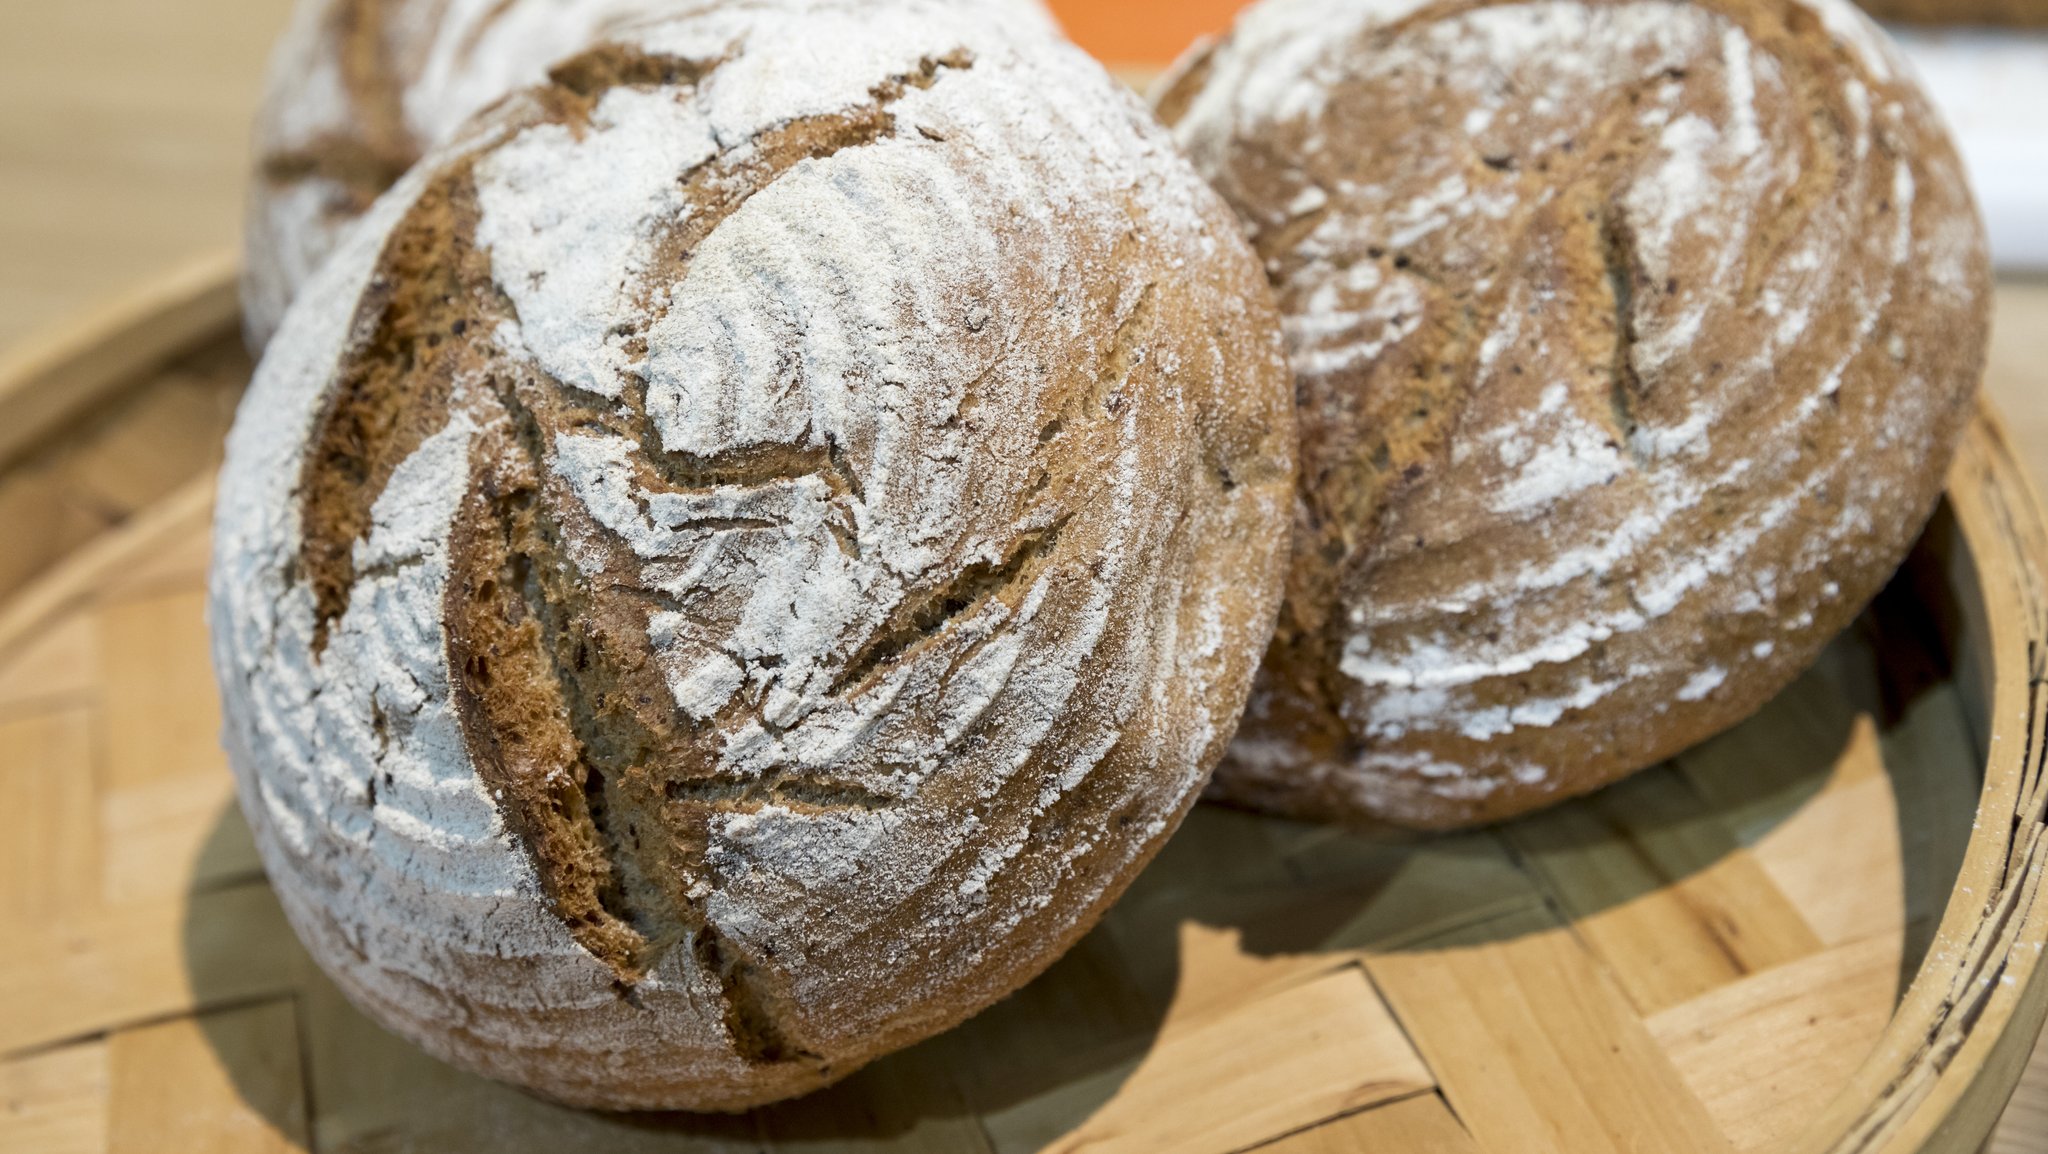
left=213, top=0, right=1294, bottom=1110
left=241, top=0, right=1063, bottom=350
left=1157, top=0, right=1990, bottom=828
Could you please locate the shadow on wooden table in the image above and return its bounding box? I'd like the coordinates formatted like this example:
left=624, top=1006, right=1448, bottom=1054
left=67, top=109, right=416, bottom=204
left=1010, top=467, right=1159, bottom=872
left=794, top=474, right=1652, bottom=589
left=177, top=543, right=1977, bottom=1153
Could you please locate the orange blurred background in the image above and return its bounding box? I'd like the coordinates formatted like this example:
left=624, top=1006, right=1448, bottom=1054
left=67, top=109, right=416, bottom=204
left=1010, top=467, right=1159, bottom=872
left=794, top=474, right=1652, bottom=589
left=1047, top=0, right=1250, bottom=67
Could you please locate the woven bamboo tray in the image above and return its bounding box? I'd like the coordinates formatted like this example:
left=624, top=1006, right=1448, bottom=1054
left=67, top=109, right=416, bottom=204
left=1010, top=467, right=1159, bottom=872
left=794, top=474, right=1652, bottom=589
left=2, top=261, right=2047, bottom=1154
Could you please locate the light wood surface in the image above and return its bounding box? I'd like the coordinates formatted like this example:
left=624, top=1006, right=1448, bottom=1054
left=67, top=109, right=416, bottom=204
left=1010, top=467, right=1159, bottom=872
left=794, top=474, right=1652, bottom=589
left=1984, top=280, right=2048, bottom=493
left=0, top=0, right=289, bottom=355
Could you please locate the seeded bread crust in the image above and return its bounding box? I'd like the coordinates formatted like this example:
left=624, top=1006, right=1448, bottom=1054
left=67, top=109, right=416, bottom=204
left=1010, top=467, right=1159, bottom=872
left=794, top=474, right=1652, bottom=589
left=214, top=0, right=1294, bottom=1111
left=241, top=0, right=1062, bottom=350
left=1157, top=0, right=1990, bottom=830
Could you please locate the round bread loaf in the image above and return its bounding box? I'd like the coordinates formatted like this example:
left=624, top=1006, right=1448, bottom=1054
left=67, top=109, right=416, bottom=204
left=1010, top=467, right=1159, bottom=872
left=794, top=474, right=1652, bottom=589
left=241, top=0, right=1061, bottom=350
left=1157, top=0, right=1991, bottom=829
left=212, top=0, right=1294, bottom=1111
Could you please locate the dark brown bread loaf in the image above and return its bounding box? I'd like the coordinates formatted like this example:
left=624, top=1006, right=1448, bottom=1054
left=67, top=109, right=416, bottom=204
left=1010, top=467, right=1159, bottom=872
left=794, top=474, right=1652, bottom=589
left=213, top=0, right=1294, bottom=1110
left=1157, top=0, right=1991, bottom=829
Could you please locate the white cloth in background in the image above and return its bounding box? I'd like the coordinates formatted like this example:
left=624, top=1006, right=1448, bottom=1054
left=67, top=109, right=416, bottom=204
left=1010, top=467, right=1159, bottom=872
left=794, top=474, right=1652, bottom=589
left=1893, top=26, right=2048, bottom=271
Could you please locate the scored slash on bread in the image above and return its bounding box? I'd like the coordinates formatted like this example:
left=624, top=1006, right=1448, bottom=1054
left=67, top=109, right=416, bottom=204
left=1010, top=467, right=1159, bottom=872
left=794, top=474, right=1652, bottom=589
left=214, top=0, right=1294, bottom=1112
left=1157, top=0, right=1993, bottom=829
left=241, top=0, right=1063, bottom=351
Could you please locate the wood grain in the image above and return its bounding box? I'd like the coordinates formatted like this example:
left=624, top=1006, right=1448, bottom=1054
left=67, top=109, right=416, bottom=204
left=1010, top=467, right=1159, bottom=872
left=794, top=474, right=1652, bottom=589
left=0, top=709, right=98, bottom=921
left=1367, top=904, right=1736, bottom=1154
left=978, top=966, right=1433, bottom=1154
left=0, top=335, right=239, bottom=617
left=0, top=0, right=284, bottom=357
left=1263, top=1095, right=1482, bottom=1154
left=0, top=614, right=98, bottom=717
left=97, top=590, right=224, bottom=794
left=1989, top=1027, right=2048, bottom=1154
left=0, top=882, right=300, bottom=1056
left=1504, top=765, right=1825, bottom=1015
left=106, top=1002, right=307, bottom=1154
left=0, top=1042, right=106, bottom=1154
left=1650, top=935, right=1904, bottom=1153
left=1983, top=281, right=2048, bottom=496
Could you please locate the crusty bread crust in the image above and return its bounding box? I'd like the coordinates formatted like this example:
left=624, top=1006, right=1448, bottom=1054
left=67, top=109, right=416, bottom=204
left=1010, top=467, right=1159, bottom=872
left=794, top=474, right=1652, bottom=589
left=1158, top=0, right=1991, bottom=829
left=214, top=0, right=1293, bottom=1111
left=240, top=0, right=1062, bottom=350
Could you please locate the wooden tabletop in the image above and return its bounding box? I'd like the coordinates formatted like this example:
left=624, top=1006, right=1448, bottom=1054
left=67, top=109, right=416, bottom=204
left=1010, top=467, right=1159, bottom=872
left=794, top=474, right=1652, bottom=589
left=0, top=0, right=289, bottom=356
left=1, top=2, right=2044, bottom=1151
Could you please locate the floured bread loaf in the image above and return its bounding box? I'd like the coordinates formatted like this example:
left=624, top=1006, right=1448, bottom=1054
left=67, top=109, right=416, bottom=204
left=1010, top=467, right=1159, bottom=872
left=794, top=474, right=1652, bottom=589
left=1157, top=0, right=1990, bottom=829
left=241, top=0, right=1061, bottom=350
left=212, top=0, right=1294, bottom=1111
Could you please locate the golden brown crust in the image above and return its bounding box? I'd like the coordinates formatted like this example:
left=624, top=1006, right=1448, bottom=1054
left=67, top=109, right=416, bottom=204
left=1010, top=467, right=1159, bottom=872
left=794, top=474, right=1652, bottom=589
left=1160, top=0, right=1992, bottom=829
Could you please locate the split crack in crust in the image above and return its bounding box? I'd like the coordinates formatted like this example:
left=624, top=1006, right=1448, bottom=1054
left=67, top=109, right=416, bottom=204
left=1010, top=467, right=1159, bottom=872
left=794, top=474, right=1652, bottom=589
left=1162, top=0, right=1991, bottom=827
left=224, top=1, right=1297, bottom=1108
left=296, top=41, right=1014, bottom=1067
left=242, top=0, right=1070, bottom=351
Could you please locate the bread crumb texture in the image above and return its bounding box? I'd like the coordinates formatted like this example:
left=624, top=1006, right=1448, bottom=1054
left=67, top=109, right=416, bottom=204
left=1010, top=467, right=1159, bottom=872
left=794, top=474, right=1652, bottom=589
left=1159, top=0, right=1991, bottom=829
left=212, top=0, right=1293, bottom=1111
